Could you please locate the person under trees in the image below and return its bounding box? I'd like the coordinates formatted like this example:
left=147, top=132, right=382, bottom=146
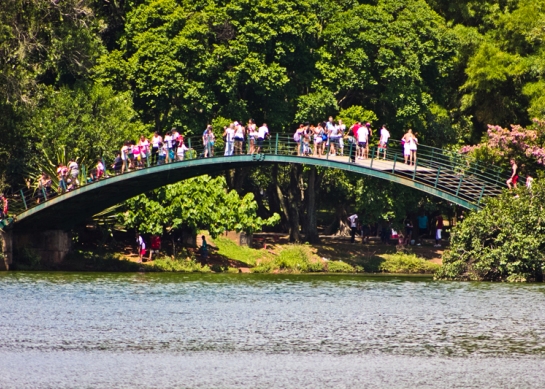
left=347, top=213, right=358, bottom=243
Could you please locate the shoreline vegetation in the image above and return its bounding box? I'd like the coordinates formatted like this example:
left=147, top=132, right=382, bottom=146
left=13, top=234, right=442, bottom=275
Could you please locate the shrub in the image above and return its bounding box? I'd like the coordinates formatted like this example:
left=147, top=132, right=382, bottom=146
left=327, top=260, right=355, bottom=273
left=152, top=258, right=211, bottom=273
left=379, top=253, right=440, bottom=274
left=437, top=180, right=545, bottom=282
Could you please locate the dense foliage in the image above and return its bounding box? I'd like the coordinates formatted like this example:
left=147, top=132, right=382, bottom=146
left=3, top=0, right=545, bottom=258
left=437, top=179, right=545, bottom=282
left=119, top=175, right=280, bottom=237
left=4, top=0, right=545, bottom=188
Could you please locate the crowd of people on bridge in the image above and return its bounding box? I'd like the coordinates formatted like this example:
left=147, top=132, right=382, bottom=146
left=5, top=113, right=534, bottom=221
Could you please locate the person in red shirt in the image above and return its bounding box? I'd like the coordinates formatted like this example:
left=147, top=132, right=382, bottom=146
left=148, top=235, right=161, bottom=261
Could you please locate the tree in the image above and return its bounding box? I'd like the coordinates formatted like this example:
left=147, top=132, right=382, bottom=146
left=27, top=83, right=145, bottom=173
left=460, top=119, right=545, bottom=175
left=119, top=175, right=280, bottom=253
left=437, top=178, right=545, bottom=282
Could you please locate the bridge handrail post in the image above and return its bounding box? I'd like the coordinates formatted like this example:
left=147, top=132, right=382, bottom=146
left=275, top=133, right=278, bottom=155
left=20, top=189, right=27, bottom=210
left=434, top=166, right=441, bottom=188
left=268, top=134, right=272, bottom=154
left=41, top=187, right=47, bottom=201
left=370, top=147, right=375, bottom=168
left=477, top=185, right=486, bottom=205
left=188, top=138, right=192, bottom=159
left=455, top=175, right=463, bottom=197
left=147, top=150, right=150, bottom=167
left=412, top=158, right=418, bottom=180
left=392, top=154, right=397, bottom=173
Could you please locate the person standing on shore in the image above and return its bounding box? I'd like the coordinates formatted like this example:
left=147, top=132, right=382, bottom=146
left=434, top=214, right=444, bottom=247
left=348, top=213, right=358, bottom=243
left=201, top=235, right=208, bottom=261
left=137, top=233, right=146, bottom=263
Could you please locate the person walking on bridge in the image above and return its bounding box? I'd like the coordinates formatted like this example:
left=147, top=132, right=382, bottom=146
left=234, top=121, right=245, bottom=155
left=223, top=123, right=235, bottom=156
left=151, top=131, right=162, bottom=165
left=402, top=130, right=415, bottom=165
left=379, top=125, right=390, bottom=159
left=256, top=123, right=269, bottom=153
left=247, top=119, right=257, bottom=155
left=203, top=125, right=215, bottom=158
left=506, top=159, right=519, bottom=189
left=0, top=194, right=7, bottom=220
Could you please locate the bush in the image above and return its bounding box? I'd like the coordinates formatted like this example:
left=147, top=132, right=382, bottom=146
left=152, top=258, right=211, bottom=273
left=214, top=236, right=270, bottom=266
left=327, top=260, right=355, bottom=273
left=379, top=253, right=440, bottom=274
left=252, top=245, right=325, bottom=273
left=436, top=180, right=545, bottom=282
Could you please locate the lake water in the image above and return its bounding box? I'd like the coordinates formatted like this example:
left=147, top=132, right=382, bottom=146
left=1, top=272, right=544, bottom=388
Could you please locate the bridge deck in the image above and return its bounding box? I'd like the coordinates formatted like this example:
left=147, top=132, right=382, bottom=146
left=3, top=134, right=508, bottom=232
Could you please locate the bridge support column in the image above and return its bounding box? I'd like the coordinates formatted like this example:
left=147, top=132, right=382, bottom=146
left=0, top=230, right=13, bottom=270
left=10, top=230, right=72, bottom=268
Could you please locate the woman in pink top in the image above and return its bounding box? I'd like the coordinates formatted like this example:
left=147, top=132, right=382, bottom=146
left=139, top=135, right=150, bottom=167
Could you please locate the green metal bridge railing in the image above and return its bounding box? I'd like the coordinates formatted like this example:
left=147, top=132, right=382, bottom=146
left=3, top=133, right=510, bottom=223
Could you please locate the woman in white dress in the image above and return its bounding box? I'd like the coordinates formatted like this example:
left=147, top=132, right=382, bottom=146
left=410, top=132, right=418, bottom=166
left=402, top=129, right=414, bottom=165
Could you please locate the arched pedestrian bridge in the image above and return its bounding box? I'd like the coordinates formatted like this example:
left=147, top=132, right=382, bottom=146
left=5, top=134, right=506, bottom=233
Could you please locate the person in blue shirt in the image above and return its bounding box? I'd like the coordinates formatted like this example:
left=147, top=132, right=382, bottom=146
left=417, top=214, right=428, bottom=237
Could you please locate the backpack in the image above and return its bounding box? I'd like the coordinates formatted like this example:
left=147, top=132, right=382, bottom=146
left=293, top=132, right=301, bottom=142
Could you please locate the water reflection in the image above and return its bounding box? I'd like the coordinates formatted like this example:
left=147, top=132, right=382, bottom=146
left=0, top=272, right=544, bottom=388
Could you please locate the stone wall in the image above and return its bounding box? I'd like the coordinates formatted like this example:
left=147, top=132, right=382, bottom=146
left=0, top=229, right=71, bottom=270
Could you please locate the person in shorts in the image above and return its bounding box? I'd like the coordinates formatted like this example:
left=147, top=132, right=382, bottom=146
left=379, top=125, right=390, bottom=159
left=148, top=235, right=161, bottom=261
left=137, top=233, right=146, bottom=262
left=256, top=123, right=269, bottom=153
left=506, top=159, right=518, bottom=189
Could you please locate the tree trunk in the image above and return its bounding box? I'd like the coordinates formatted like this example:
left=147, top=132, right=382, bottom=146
left=305, top=166, right=320, bottom=243
left=323, top=205, right=350, bottom=236
left=287, top=164, right=302, bottom=243
left=269, top=164, right=290, bottom=231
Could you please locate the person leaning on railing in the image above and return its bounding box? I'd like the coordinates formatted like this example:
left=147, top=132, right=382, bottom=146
left=0, top=194, right=7, bottom=220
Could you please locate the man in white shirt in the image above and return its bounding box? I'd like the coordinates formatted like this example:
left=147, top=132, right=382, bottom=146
left=256, top=123, right=269, bottom=153
left=223, top=123, right=235, bottom=156
left=379, top=125, right=390, bottom=159
left=348, top=213, right=358, bottom=243
left=357, top=125, right=369, bottom=159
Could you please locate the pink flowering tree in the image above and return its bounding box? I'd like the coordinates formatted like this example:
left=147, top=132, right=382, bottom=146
left=460, top=119, right=545, bottom=175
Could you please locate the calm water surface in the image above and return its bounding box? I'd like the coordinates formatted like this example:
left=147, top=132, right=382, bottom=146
left=1, top=272, right=544, bottom=388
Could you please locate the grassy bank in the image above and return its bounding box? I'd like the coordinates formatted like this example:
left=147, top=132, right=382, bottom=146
left=12, top=234, right=442, bottom=275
